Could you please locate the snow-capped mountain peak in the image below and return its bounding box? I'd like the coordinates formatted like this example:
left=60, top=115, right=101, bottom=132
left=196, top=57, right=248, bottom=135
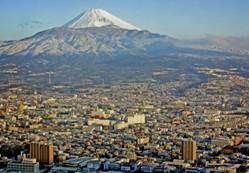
left=63, top=8, right=141, bottom=30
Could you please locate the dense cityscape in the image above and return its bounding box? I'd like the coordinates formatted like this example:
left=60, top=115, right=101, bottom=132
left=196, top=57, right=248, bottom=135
left=0, top=67, right=249, bottom=173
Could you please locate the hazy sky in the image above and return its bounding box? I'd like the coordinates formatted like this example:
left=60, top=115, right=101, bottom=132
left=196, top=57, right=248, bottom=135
left=0, top=0, right=248, bottom=40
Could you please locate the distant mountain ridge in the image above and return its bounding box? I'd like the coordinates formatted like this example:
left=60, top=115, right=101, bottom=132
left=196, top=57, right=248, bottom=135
left=177, top=35, right=249, bottom=55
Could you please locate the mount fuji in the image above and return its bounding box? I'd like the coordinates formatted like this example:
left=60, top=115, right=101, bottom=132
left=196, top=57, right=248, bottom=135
left=0, top=8, right=176, bottom=57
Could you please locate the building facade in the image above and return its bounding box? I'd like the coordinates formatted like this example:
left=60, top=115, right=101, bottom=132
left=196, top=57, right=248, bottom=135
left=7, top=160, right=39, bottom=173
left=182, top=139, right=197, bottom=162
left=30, top=142, right=54, bottom=165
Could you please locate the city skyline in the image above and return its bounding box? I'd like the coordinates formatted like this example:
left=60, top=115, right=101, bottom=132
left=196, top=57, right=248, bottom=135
left=0, top=0, right=249, bottom=40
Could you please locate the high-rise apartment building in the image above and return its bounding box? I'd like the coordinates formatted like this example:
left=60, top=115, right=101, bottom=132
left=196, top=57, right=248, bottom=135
left=182, top=139, right=197, bottom=162
left=30, top=142, right=54, bottom=165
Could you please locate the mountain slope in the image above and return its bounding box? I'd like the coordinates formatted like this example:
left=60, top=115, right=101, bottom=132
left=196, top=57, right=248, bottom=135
left=0, top=26, right=176, bottom=57
left=64, top=8, right=141, bottom=30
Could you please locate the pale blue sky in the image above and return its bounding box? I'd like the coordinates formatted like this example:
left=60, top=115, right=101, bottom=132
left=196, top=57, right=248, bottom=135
left=0, top=0, right=248, bottom=40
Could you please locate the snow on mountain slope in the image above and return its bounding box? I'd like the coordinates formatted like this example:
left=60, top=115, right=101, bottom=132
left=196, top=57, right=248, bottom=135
left=0, top=26, right=174, bottom=57
left=64, top=8, right=141, bottom=31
